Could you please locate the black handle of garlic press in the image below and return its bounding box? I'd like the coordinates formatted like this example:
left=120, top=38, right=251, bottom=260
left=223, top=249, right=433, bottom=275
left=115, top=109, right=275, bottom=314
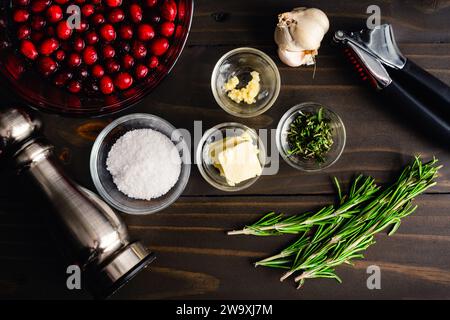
left=394, top=60, right=450, bottom=119
left=381, top=80, right=450, bottom=141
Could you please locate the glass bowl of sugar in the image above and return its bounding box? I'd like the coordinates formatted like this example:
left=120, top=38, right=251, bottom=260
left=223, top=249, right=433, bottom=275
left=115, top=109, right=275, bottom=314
left=90, top=113, right=191, bottom=215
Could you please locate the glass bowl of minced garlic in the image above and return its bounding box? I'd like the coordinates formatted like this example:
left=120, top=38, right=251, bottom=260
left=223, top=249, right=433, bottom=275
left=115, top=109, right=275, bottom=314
left=196, top=122, right=267, bottom=191
left=211, top=47, right=281, bottom=118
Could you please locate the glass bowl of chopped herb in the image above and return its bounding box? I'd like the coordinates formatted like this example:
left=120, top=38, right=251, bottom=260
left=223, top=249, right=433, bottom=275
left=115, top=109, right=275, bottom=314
left=211, top=47, right=281, bottom=118
left=276, top=102, right=346, bottom=171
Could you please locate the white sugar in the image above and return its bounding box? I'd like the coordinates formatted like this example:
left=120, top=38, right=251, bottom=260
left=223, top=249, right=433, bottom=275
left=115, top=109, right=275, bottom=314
left=106, top=129, right=182, bottom=200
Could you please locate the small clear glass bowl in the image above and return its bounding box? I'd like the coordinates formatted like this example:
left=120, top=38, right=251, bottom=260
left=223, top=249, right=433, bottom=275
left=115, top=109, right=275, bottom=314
left=211, top=47, right=281, bottom=118
left=196, top=122, right=266, bottom=192
left=90, top=113, right=191, bottom=215
left=276, top=102, right=346, bottom=172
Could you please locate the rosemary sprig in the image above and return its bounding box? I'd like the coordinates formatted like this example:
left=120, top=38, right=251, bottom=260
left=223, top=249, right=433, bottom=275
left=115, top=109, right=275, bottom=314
left=229, top=156, right=441, bottom=289
left=263, top=157, right=440, bottom=287
left=287, top=107, right=334, bottom=163
left=293, top=203, right=418, bottom=288
left=227, top=175, right=379, bottom=236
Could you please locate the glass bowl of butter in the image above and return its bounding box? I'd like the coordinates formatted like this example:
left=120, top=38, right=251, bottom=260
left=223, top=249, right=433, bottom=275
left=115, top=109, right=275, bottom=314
left=211, top=47, right=281, bottom=118
left=196, top=122, right=267, bottom=192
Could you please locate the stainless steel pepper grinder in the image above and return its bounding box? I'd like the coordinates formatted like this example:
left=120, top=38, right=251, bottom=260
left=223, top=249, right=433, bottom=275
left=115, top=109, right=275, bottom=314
left=0, top=107, right=155, bottom=298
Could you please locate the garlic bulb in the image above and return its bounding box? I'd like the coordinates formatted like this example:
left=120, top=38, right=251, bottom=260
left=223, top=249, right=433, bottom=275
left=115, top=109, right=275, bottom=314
left=274, top=7, right=329, bottom=67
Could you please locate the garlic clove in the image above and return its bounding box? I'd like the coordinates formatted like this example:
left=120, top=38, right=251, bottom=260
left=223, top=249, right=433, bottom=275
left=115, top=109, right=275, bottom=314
left=300, top=8, right=329, bottom=33
left=278, top=49, right=316, bottom=67
left=290, top=18, right=326, bottom=51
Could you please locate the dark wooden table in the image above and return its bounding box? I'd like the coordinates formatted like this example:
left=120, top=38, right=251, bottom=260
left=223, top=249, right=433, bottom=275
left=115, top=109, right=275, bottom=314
left=1, top=0, right=449, bottom=300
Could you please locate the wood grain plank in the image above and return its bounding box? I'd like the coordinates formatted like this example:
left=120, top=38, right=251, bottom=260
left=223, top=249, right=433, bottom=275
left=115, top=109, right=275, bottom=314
left=0, top=195, right=448, bottom=299
left=187, top=0, right=450, bottom=45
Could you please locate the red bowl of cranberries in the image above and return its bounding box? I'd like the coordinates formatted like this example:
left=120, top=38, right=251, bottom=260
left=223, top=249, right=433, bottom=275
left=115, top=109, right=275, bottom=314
left=0, top=0, right=193, bottom=116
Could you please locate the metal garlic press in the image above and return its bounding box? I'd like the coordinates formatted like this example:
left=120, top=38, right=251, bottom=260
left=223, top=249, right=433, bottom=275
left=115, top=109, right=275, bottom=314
left=333, top=24, right=450, bottom=141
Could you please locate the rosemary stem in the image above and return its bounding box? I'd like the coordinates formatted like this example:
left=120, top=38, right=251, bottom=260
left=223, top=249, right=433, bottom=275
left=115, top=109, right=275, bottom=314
left=280, top=270, right=295, bottom=282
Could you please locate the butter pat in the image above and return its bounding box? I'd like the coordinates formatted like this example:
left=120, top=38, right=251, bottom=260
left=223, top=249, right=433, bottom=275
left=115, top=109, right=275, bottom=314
left=224, top=71, right=261, bottom=105
left=209, top=132, right=262, bottom=186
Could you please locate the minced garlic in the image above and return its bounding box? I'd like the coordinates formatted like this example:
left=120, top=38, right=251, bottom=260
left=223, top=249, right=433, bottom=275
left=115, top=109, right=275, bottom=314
left=224, top=71, right=261, bottom=104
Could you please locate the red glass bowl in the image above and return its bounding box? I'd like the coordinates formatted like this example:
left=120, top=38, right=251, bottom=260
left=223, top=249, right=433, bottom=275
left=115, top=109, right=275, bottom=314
left=0, top=0, right=193, bottom=117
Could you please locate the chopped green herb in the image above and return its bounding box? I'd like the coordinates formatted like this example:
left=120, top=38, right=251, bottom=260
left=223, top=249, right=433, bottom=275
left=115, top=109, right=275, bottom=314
left=228, top=156, right=441, bottom=288
left=287, top=107, right=333, bottom=163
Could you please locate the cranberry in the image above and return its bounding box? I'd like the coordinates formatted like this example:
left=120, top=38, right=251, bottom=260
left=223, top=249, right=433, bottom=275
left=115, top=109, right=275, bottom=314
left=82, top=4, right=95, bottom=17
left=54, top=0, right=69, bottom=4
left=160, top=21, right=175, bottom=37
left=17, top=25, right=31, bottom=40
left=122, top=54, right=134, bottom=69
left=160, top=0, right=177, bottom=22
left=119, top=25, right=133, bottom=40
left=114, top=72, right=133, bottom=90
left=31, top=15, right=46, bottom=30
left=83, top=46, right=98, bottom=65
left=53, top=71, right=72, bottom=87
left=149, top=37, right=169, bottom=56
left=135, top=64, right=148, bottom=79
left=74, top=0, right=87, bottom=4
left=39, top=38, right=59, bottom=56
left=37, top=56, right=58, bottom=77
left=105, top=0, right=122, bottom=8
left=102, top=44, right=115, bottom=58
left=85, top=31, right=100, bottom=45
left=54, top=49, right=66, bottom=61
left=73, top=37, right=85, bottom=51
left=91, top=64, right=105, bottom=78
left=91, top=13, right=105, bottom=26
left=77, top=20, right=90, bottom=32
left=13, top=9, right=30, bottom=23
left=108, top=8, right=125, bottom=23
left=31, top=0, right=50, bottom=14
left=148, top=55, right=159, bottom=68
left=20, top=40, right=38, bottom=60
left=105, top=59, right=120, bottom=73
left=132, top=41, right=147, bottom=59
left=99, top=24, right=116, bottom=42
left=99, top=76, right=114, bottom=94
left=137, top=24, right=154, bottom=41
left=46, top=5, right=63, bottom=23
left=67, top=52, right=82, bottom=67
left=67, top=80, right=82, bottom=93
left=129, top=4, right=143, bottom=23
left=145, top=0, right=158, bottom=7
left=56, top=21, right=72, bottom=40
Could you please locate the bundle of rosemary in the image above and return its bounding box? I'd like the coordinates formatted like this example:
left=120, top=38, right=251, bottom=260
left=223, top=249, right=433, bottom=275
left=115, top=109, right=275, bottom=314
left=228, top=157, right=441, bottom=288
